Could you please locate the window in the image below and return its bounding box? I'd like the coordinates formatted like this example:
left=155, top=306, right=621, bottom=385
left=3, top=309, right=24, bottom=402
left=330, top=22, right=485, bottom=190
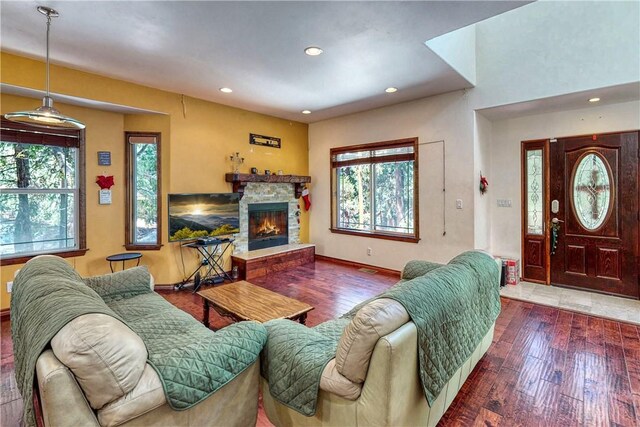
left=330, top=137, right=419, bottom=243
left=0, top=119, right=87, bottom=264
left=125, top=132, right=161, bottom=249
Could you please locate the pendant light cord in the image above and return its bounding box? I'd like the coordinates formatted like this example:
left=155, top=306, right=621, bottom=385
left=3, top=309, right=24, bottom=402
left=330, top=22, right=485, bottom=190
left=45, top=13, right=51, bottom=97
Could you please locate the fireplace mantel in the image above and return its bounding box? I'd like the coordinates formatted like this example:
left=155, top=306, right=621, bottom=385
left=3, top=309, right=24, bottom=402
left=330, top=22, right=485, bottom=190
left=225, top=173, right=311, bottom=199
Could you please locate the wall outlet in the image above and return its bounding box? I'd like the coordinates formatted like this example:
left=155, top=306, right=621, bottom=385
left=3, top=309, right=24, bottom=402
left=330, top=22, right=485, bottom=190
left=456, top=199, right=463, bottom=209
left=367, top=247, right=372, bottom=256
left=6, top=281, right=13, bottom=293
left=497, top=199, right=512, bottom=208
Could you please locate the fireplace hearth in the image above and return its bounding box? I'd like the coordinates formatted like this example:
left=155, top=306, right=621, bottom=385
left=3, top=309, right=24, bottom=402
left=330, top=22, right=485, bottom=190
left=248, top=203, right=288, bottom=250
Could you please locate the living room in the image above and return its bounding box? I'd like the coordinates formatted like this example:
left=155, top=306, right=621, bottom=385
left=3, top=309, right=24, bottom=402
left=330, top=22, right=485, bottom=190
left=1, top=1, right=639, bottom=426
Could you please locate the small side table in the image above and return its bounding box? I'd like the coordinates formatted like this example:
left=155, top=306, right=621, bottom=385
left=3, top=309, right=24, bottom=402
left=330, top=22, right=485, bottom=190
left=106, top=252, right=142, bottom=272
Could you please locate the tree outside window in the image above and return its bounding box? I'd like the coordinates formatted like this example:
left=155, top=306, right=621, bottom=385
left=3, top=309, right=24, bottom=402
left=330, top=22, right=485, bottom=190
left=0, top=119, right=86, bottom=264
left=331, top=138, right=419, bottom=243
left=125, top=132, right=161, bottom=249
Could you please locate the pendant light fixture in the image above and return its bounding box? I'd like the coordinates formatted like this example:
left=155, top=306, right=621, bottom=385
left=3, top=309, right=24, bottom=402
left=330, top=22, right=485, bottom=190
left=4, top=6, right=85, bottom=130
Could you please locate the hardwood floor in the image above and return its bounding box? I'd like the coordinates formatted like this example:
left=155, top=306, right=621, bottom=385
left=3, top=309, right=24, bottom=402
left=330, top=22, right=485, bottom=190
left=1, top=259, right=639, bottom=426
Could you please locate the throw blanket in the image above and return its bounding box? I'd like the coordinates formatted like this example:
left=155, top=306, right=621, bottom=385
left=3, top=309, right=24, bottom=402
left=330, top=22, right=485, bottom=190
left=376, top=251, right=500, bottom=405
left=105, top=291, right=267, bottom=409
left=11, top=256, right=125, bottom=427
left=261, top=318, right=350, bottom=416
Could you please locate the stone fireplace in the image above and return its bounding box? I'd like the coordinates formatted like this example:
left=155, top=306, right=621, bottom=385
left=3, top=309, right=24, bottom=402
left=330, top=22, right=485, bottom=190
left=248, top=203, right=288, bottom=250
left=234, top=182, right=301, bottom=254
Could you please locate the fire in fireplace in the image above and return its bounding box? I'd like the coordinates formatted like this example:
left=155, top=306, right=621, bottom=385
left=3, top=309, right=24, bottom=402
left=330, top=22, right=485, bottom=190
left=248, top=203, right=288, bottom=250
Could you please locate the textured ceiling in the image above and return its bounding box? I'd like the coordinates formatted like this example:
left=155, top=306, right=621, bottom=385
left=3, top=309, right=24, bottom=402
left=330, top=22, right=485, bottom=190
left=1, top=1, right=528, bottom=122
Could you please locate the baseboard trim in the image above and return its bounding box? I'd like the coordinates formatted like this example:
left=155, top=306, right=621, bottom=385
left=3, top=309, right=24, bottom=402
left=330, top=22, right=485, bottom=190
left=153, top=284, right=176, bottom=291
left=1, top=307, right=10, bottom=320
left=315, top=254, right=401, bottom=277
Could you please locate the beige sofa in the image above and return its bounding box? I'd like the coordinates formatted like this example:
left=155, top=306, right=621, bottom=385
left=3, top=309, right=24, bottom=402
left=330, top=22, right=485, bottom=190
left=36, top=350, right=259, bottom=427
left=261, top=254, right=500, bottom=427
left=31, top=270, right=262, bottom=427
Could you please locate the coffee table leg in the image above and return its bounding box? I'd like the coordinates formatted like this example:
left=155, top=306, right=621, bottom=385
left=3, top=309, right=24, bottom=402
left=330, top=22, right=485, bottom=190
left=298, top=313, right=307, bottom=325
left=203, top=299, right=210, bottom=328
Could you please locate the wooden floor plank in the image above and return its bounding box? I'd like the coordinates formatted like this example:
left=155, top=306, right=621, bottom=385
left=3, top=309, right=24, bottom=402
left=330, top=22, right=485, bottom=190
left=583, top=353, right=609, bottom=426
left=619, top=323, right=640, bottom=395
left=586, top=316, right=606, bottom=357
left=472, top=407, right=502, bottom=427
left=515, top=356, right=544, bottom=397
left=531, top=379, right=560, bottom=426
left=555, top=394, right=584, bottom=426
left=540, top=347, right=566, bottom=385
left=483, top=368, right=520, bottom=415
left=561, top=314, right=588, bottom=401
left=551, top=310, right=574, bottom=351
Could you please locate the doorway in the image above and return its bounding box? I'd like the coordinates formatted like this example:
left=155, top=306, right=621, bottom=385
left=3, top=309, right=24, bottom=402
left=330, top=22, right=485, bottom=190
left=521, top=131, right=639, bottom=299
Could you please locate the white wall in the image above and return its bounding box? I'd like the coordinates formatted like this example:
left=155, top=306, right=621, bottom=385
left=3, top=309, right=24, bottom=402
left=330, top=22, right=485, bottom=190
left=474, top=112, right=493, bottom=251
left=473, top=1, right=640, bottom=109
left=309, top=90, right=475, bottom=269
left=489, top=100, right=640, bottom=258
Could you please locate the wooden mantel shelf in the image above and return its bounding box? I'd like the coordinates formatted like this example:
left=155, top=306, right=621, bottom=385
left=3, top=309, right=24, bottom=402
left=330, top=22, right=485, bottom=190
left=225, top=173, right=311, bottom=199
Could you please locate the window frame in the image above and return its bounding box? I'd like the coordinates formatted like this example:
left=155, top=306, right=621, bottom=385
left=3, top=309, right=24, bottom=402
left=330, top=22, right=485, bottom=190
left=125, top=131, right=162, bottom=250
left=0, top=118, right=87, bottom=266
left=330, top=137, right=420, bottom=243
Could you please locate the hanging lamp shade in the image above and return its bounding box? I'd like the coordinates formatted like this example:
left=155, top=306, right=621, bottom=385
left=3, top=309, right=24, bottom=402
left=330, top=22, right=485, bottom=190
left=4, top=6, right=85, bottom=130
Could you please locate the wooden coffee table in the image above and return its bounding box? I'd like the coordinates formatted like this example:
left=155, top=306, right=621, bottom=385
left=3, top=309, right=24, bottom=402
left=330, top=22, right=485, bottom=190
left=197, top=280, right=314, bottom=329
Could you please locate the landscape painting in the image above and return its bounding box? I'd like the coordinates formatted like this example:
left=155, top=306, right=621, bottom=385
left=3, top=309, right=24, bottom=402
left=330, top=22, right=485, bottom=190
left=168, top=193, right=240, bottom=242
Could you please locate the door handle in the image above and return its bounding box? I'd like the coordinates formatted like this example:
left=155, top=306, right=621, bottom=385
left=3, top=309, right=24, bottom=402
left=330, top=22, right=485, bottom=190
left=550, top=218, right=563, bottom=255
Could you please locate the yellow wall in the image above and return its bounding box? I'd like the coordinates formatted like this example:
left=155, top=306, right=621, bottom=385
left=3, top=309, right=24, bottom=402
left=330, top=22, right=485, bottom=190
left=0, top=52, right=309, bottom=310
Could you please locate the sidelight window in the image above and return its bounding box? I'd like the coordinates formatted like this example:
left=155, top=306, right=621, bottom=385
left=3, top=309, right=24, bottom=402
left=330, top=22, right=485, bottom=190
left=126, top=132, right=161, bottom=249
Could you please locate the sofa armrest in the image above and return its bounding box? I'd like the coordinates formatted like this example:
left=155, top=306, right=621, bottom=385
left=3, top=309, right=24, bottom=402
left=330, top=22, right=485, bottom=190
left=261, top=320, right=339, bottom=413
left=401, top=260, right=443, bottom=280
left=84, top=267, right=152, bottom=303
left=36, top=350, right=100, bottom=427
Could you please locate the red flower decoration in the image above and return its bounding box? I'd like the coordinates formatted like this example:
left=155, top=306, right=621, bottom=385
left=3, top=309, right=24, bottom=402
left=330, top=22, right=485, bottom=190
left=96, top=175, right=114, bottom=189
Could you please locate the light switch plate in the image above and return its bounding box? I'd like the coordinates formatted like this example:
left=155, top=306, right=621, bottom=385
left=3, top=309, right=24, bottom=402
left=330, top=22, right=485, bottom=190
left=456, top=199, right=463, bottom=209
left=497, top=199, right=512, bottom=208
left=6, top=281, right=13, bottom=293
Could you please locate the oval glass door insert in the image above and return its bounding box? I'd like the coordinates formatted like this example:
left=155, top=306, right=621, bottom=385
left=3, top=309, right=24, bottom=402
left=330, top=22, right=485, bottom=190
left=572, top=153, right=612, bottom=230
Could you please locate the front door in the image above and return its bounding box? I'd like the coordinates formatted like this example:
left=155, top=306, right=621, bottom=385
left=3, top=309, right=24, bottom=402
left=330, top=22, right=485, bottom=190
left=549, top=131, right=639, bottom=298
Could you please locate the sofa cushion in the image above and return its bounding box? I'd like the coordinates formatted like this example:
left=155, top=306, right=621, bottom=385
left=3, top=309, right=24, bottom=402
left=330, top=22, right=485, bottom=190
left=336, top=298, right=409, bottom=383
left=319, top=359, right=362, bottom=400
left=51, top=313, right=148, bottom=409
left=97, top=364, right=166, bottom=427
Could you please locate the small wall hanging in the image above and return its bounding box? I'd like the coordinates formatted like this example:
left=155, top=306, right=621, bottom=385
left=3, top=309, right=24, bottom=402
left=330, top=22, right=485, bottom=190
left=96, top=175, right=114, bottom=205
left=479, top=173, right=489, bottom=195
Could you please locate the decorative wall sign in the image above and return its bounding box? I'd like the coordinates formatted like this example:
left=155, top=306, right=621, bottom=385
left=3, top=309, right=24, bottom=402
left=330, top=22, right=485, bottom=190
left=99, top=189, right=112, bottom=205
left=97, top=151, right=111, bottom=166
left=250, top=133, right=281, bottom=149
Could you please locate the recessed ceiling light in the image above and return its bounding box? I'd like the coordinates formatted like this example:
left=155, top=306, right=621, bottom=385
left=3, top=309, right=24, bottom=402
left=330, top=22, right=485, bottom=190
left=301, top=110, right=311, bottom=115
left=589, top=97, right=600, bottom=103
left=304, top=46, right=323, bottom=56
left=220, top=87, right=233, bottom=93
left=385, top=87, right=398, bottom=93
